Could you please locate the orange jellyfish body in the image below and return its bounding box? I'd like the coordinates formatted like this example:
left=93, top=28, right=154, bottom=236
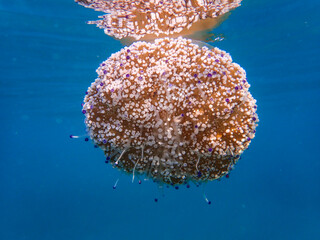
left=82, top=37, right=258, bottom=185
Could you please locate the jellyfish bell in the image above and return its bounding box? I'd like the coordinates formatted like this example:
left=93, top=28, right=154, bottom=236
left=82, top=37, right=258, bottom=186
left=75, top=0, right=242, bottom=43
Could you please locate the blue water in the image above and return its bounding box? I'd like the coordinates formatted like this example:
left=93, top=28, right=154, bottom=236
left=1, top=0, right=319, bottom=239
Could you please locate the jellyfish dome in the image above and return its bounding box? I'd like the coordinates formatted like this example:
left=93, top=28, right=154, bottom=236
left=75, top=0, right=242, bottom=41
left=82, top=37, right=258, bottom=185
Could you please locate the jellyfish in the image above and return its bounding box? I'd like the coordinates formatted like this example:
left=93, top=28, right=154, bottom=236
left=82, top=37, right=258, bottom=186
left=75, top=0, right=242, bottom=42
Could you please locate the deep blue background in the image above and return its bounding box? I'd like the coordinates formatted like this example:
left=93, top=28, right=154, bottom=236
left=1, top=0, right=319, bottom=239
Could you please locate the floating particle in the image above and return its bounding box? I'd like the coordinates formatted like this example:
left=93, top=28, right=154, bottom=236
left=75, top=0, right=242, bottom=41
left=82, top=37, right=258, bottom=186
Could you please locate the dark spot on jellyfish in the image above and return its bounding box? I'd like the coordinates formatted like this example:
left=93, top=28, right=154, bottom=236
left=208, top=54, right=211, bottom=58
left=235, top=86, right=239, bottom=90
left=125, top=15, right=129, bottom=19
left=85, top=137, right=89, bottom=142
left=113, top=186, right=116, bottom=189
left=243, top=79, right=246, bottom=83
left=111, top=89, right=114, bottom=92
left=197, top=171, right=202, bottom=177
left=247, top=137, right=251, bottom=141
left=85, top=91, right=88, bottom=95
left=212, top=71, right=217, bottom=75
left=181, top=113, right=184, bottom=117
left=188, top=102, right=192, bottom=105
left=100, top=82, right=104, bottom=86
left=175, top=186, right=179, bottom=190
left=223, top=71, right=226, bottom=75
left=207, top=73, right=212, bottom=77
left=69, top=135, right=73, bottom=138
left=208, top=201, right=212, bottom=205
left=138, top=76, right=143, bottom=80
left=126, top=74, right=130, bottom=78
left=82, top=110, right=86, bottom=114
left=193, top=74, right=198, bottom=78
left=208, top=148, right=213, bottom=152
left=120, top=63, right=123, bottom=67
left=154, top=198, right=158, bottom=203
left=215, top=59, right=219, bottom=63
left=105, top=160, right=109, bottom=164
left=254, top=105, right=257, bottom=109
left=226, top=98, right=230, bottom=103
left=103, top=139, right=107, bottom=144
left=198, top=80, right=201, bottom=84
left=103, top=70, right=107, bottom=74
left=252, top=117, right=256, bottom=121
left=221, top=54, right=224, bottom=57
left=101, top=63, right=105, bottom=66
left=126, top=56, right=130, bottom=60
left=195, top=125, right=198, bottom=128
